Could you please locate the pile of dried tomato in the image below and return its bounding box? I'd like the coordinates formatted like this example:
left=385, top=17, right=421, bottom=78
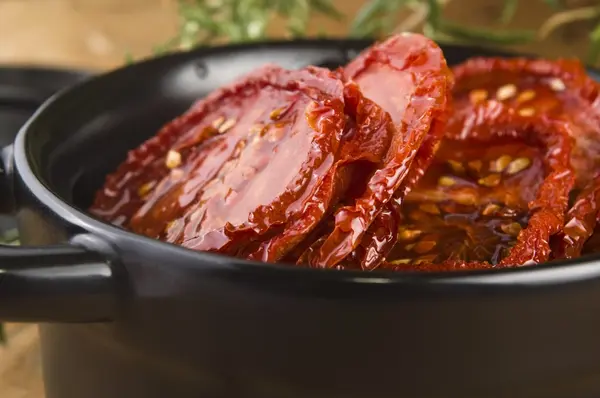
left=90, top=33, right=600, bottom=272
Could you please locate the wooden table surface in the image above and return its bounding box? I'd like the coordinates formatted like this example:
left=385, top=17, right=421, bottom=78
left=0, top=325, right=44, bottom=398
left=0, top=0, right=591, bottom=397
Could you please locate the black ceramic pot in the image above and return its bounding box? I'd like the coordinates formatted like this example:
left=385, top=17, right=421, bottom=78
left=3, top=40, right=600, bottom=398
left=0, top=65, right=90, bottom=236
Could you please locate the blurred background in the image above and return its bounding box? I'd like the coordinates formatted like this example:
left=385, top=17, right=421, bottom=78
left=0, top=0, right=598, bottom=397
left=0, top=0, right=598, bottom=71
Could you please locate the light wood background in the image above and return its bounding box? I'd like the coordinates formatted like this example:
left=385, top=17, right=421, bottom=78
left=0, top=0, right=594, bottom=70
left=0, top=0, right=593, bottom=397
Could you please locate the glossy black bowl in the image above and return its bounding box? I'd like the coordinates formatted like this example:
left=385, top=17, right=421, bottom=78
left=3, top=39, right=600, bottom=398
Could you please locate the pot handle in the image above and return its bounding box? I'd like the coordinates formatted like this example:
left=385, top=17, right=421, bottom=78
left=0, top=242, right=118, bottom=323
left=0, top=146, right=118, bottom=323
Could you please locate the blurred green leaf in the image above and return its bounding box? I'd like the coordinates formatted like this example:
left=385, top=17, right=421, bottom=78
left=500, top=0, right=518, bottom=24
left=275, top=0, right=296, bottom=16
left=543, top=0, right=562, bottom=10
left=538, top=5, right=600, bottom=40
left=588, top=22, right=600, bottom=65
left=286, top=0, right=309, bottom=38
left=309, top=0, right=344, bottom=20
left=350, top=0, right=388, bottom=37
left=124, top=52, right=135, bottom=64
left=350, top=0, right=408, bottom=38
left=152, top=0, right=350, bottom=54
left=426, top=0, right=441, bottom=31
left=439, top=20, right=536, bottom=45
left=2, top=229, right=19, bottom=244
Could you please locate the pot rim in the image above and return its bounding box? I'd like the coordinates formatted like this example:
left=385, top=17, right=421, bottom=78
left=14, top=38, right=600, bottom=288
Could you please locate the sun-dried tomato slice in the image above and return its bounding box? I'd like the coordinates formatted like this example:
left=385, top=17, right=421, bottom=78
left=91, top=65, right=351, bottom=258
left=348, top=117, right=449, bottom=270
left=305, top=33, right=453, bottom=268
left=551, top=176, right=600, bottom=259
left=452, top=57, right=600, bottom=188
left=246, top=82, right=398, bottom=262
left=383, top=102, right=575, bottom=272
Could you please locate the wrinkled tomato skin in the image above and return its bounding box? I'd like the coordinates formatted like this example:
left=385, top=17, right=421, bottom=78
left=350, top=114, right=449, bottom=270
left=91, top=65, right=352, bottom=261
left=383, top=57, right=600, bottom=272
left=452, top=57, right=600, bottom=188
left=552, top=176, right=600, bottom=259
left=307, top=33, right=454, bottom=269
left=91, top=54, right=425, bottom=265
left=386, top=103, right=575, bottom=272
left=437, top=57, right=600, bottom=268
left=287, top=84, right=402, bottom=267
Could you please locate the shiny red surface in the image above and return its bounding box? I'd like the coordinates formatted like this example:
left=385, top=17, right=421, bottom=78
left=452, top=57, right=600, bottom=188
left=90, top=35, right=600, bottom=272
left=307, top=33, right=453, bottom=269
left=385, top=103, right=574, bottom=271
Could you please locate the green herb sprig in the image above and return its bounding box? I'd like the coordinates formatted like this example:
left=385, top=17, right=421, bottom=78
left=152, top=0, right=343, bottom=55
left=142, top=0, right=600, bottom=66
